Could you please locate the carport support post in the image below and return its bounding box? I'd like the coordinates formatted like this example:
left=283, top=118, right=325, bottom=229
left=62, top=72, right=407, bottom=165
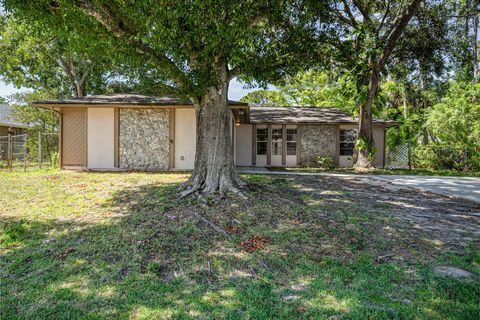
left=38, top=131, right=42, bottom=169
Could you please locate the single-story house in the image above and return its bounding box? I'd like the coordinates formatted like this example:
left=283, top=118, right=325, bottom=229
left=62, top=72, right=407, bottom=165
left=33, top=94, right=398, bottom=171
left=0, top=104, right=29, bottom=136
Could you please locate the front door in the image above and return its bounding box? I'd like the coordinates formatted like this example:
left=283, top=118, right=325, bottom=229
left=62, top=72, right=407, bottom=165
left=339, top=128, right=357, bottom=167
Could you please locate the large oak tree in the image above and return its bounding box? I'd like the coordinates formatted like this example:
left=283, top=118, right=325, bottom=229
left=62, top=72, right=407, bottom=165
left=0, top=11, right=120, bottom=97
left=307, top=0, right=423, bottom=169
left=4, top=0, right=326, bottom=196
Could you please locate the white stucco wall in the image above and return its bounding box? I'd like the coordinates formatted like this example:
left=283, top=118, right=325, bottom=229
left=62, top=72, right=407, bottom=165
left=235, top=124, right=252, bottom=166
left=175, top=108, right=196, bottom=170
left=87, top=108, right=115, bottom=169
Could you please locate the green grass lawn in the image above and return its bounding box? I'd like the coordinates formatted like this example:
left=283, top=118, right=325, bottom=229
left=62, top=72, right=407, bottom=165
left=0, top=170, right=479, bottom=319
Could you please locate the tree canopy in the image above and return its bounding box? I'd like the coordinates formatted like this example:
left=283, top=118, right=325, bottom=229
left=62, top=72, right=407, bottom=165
left=242, top=0, right=480, bottom=171
left=1, top=0, right=479, bottom=179
left=2, top=0, right=332, bottom=194
left=0, top=9, right=121, bottom=97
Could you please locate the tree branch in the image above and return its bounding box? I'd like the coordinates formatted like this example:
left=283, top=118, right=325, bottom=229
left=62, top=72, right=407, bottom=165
left=74, top=0, right=194, bottom=93
left=378, top=0, right=423, bottom=69
left=57, top=56, right=80, bottom=97
left=334, top=7, right=356, bottom=27
left=228, top=67, right=242, bottom=81
left=351, top=0, right=375, bottom=30
left=341, top=0, right=358, bottom=27
left=377, top=0, right=392, bottom=35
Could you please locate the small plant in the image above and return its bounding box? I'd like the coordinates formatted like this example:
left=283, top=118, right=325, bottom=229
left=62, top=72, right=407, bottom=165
left=314, top=156, right=335, bottom=169
left=50, top=152, right=59, bottom=168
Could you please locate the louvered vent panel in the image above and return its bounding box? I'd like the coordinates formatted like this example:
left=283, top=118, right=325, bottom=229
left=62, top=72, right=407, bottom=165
left=63, top=108, right=86, bottom=166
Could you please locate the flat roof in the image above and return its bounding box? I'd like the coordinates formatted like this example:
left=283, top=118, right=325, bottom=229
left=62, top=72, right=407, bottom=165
left=33, top=94, right=248, bottom=107
left=249, top=106, right=398, bottom=125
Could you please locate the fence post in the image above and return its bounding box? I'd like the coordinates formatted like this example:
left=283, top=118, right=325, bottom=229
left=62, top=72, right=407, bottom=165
left=407, top=142, right=412, bottom=170
left=38, top=131, right=42, bottom=169
left=23, top=134, right=27, bottom=172
left=7, top=133, right=12, bottom=172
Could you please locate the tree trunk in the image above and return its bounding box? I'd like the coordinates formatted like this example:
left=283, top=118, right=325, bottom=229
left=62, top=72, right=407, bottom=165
left=73, top=79, right=87, bottom=98
left=58, top=56, right=87, bottom=97
left=473, top=14, right=478, bottom=84
left=181, top=64, right=244, bottom=197
left=352, top=0, right=422, bottom=170
left=354, top=64, right=380, bottom=169
left=420, top=66, right=429, bottom=145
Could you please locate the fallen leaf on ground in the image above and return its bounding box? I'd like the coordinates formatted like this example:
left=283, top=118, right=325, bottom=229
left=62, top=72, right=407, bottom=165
left=59, top=247, right=74, bottom=259
left=240, top=235, right=269, bottom=252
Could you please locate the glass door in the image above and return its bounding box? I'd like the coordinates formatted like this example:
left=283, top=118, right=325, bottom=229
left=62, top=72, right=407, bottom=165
left=271, top=126, right=283, bottom=166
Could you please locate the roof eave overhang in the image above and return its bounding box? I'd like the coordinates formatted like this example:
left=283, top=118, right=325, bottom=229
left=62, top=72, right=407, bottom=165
left=32, top=103, right=196, bottom=109
left=32, top=102, right=248, bottom=109
left=384, top=121, right=402, bottom=128
left=249, top=121, right=399, bottom=125
left=0, top=122, right=30, bottom=129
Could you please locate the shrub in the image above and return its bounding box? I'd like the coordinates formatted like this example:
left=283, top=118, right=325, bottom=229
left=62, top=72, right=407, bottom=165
left=413, top=144, right=473, bottom=170
left=50, top=152, right=59, bottom=169
left=314, top=156, right=335, bottom=169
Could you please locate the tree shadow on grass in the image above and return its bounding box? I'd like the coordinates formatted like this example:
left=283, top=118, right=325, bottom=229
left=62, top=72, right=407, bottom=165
left=1, top=176, right=479, bottom=319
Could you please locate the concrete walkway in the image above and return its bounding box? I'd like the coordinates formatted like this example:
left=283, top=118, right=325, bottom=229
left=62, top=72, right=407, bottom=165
left=237, top=168, right=480, bottom=203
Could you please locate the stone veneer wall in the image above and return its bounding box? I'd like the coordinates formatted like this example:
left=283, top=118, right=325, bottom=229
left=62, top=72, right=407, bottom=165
left=119, top=108, right=170, bottom=170
left=300, top=124, right=337, bottom=166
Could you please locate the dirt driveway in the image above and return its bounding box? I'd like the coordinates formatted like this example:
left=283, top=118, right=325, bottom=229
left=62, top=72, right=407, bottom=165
left=281, top=174, right=480, bottom=255
left=366, top=175, right=480, bottom=203
left=239, top=168, right=480, bottom=203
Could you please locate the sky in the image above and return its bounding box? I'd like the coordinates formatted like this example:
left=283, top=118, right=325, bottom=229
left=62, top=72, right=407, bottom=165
left=0, top=79, right=22, bottom=97
left=0, top=78, right=260, bottom=101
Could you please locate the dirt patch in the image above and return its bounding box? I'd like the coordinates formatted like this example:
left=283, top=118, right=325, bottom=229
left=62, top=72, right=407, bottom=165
left=240, top=235, right=270, bottom=253
left=109, top=174, right=480, bottom=272
left=289, top=175, right=480, bottom=256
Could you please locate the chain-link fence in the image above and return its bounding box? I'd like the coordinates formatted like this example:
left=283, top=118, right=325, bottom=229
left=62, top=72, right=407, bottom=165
left=0, top=132, right=59, bottom=171
left=0, top=134, right=28, bottom=171
left=385, top=144, right=411, bottom=169
left=37, top=132, right=60, bottom=168
left=385, top=143, right=479, bottom=171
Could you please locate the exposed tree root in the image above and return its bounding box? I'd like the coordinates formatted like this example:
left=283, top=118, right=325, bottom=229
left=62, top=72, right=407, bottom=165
left=353, top=151, right=375, bottom=172
left=191, top=209, right=231, bottom=239
left=353, top=165, right=375, bottom=173
left=179, top=179, right=247, bottom=200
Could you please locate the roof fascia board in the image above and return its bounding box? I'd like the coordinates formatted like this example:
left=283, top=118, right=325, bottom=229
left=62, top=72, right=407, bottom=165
left=32, top=103, right=196, bottom=109
left=0, top=122, right=30, bottom=129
